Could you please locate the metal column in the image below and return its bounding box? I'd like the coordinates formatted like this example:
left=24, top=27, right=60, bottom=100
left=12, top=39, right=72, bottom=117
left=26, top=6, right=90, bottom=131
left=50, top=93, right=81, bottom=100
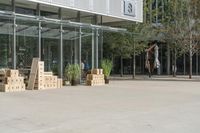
left=79, top=27, right=82, bottom=82
left=74, top=29, right=78, bottom=64
left=60, top=24, right=63, bottom=78
left=100, top=30, right=103, bottom=62
left=37, top=4, right=42, bottom=60
left=13, top=16, right=16, bottom=69
left=79, top=27, right=82, bottom=66
left=38, top=22, right=41, bottom=60
left=92, top=29, right=94, bottom=69
left=59, top=8, right=63, bottom=78
left=12, top=0, right=16, bottom=69
left=95, top=29, right=99, bottom=68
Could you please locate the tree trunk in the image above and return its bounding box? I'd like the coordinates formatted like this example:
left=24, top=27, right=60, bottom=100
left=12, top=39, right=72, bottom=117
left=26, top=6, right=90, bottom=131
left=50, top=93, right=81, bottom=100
left=120, top=56, right=123, bottom=77
left=189, top=45, right=192, bottom=79
left=132, top=55, right=136, bottom=79
left=132, top=40, right=136, bottom=79
left=173, top=48, right=177, bottom=77
left=188, top=2, right=192, bottom=79
left=167, top=44, right=170, bottom=75
left=184, top=53, right=186, bottom=75
left=196, top=52, right=198, bottom=75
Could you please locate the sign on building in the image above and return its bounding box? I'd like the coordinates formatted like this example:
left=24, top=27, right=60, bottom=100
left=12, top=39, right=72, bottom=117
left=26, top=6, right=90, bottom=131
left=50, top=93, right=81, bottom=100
left=124, top=0, right=136, bottom=17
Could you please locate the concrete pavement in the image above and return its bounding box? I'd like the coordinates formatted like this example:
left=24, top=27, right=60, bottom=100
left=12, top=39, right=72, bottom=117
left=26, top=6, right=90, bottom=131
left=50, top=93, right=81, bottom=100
left=0, top=80, right=200, bottom=133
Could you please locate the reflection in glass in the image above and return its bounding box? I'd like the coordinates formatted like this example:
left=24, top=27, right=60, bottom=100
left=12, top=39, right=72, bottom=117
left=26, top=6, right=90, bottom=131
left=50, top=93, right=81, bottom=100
left=81, top=28, right=93, bottom=70
left=0, top=0, right=11, bottom=11
left=0, top=17, right=13, bottom=68
left=16, top=18, right=38, bottom=69
left=41, top=22, right=60, bottom=75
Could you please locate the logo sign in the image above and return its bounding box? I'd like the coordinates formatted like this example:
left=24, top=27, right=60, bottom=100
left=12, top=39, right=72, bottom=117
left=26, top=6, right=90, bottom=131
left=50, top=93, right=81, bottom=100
left=124, top=0, right=136, bottom=17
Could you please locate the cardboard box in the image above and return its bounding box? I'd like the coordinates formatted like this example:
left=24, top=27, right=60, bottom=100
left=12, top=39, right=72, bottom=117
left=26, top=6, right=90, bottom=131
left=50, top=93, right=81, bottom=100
left=21, top=84, right=26, bottom=91
left=3, top=84, right=10, bottom=92
left=6, top=70, right=19, bottom=77
left=99, top=69, right=103, bottom=75
left=87, top=74, right=104, bottom=80
left=44, top=72, right=53, bottom=76
left=57, top=78, right=63, bottom=88
left=91, top=69, right=99, bottom=74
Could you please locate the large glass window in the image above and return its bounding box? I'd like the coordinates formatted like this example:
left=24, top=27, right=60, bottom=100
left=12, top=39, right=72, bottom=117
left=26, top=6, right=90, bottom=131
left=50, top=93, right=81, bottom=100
left=62, top=26, right=80, bottom=78
left=41, top=22, right=60, bottom=75
left=0, top=0, right=12, bottom=11
left=16, top=7, right=36, bottom=16
left=40, top=5, right=59, bottom=19
left=62, top=8, right=79, bottom=22
left=98, top=29, right=103, bottom=67
left=16, top=18, right=39, bottom=69
left=80, top=12, right=97, bottom=24
left=81, top=28, right=93, bottom=70
left=15, top=0, right=37, bottom=15
left=0, top=17, right=13, bottom=68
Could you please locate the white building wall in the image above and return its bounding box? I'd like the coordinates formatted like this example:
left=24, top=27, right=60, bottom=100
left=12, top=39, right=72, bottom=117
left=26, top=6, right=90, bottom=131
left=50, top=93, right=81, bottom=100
left=26, top=0, right=143, bottom=22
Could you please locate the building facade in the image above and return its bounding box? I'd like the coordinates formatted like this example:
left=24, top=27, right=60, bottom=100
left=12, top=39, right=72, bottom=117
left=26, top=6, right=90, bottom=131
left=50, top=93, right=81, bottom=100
left=0, top=0, right=143, bottom=77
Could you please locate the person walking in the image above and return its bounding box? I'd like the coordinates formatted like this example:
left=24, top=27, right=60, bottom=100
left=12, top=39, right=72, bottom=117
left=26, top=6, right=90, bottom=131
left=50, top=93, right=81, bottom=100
left=145, top=45, right=154, bottom=77
left=81, top=60, right=85, bottom=79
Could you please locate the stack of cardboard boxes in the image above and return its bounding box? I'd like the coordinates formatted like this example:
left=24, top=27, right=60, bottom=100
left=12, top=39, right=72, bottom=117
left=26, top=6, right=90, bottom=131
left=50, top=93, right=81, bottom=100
left=0, top=69, right=26, bottom=92
left=86, top=69, right=105, bottom=86
left=34, top=61, right=45, bottom=90
left=43, top=72, right=62, bottom=89
left=28, top=58, right=63, bottom=90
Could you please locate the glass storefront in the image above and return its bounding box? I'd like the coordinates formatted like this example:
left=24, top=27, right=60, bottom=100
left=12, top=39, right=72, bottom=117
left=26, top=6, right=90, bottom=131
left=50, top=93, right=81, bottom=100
left=0, top=10, right=104, bottom=79
left=41, top=22, right=60, bottom=74
left=16, top=18, right=39, bottom=69
left=0, top=16, right=13, bottom=68
left=0, top=1, right=129, bottom=80
left=63, top=26, right=78, bottom=71
left=0, top=0, right=11, bottom=11
left=81, top=28, right=93, bottom=70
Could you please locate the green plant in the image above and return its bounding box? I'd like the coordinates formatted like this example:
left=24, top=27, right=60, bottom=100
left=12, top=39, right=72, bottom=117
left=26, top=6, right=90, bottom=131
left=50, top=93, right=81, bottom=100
left=65, top=64, right=81, bottom=82
left=101, top=59, right=113, bottom=77
left=52, top=64, right=58, bottom=75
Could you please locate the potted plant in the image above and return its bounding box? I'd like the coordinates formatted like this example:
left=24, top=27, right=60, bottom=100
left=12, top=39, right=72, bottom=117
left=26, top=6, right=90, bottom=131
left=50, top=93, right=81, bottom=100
left=65, top=64, right=81, bottom=86
left=52, top=64, right=58, bottom=75
left=101, top=59, right=113, bottom=84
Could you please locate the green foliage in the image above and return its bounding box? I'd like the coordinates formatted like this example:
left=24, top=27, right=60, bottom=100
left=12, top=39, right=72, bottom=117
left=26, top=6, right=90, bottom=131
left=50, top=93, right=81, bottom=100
left=163, top=0, right=200, bottom=57
left=104, top=32, right=133, bottom=58
left=101, top=59, right=113, bottom=77
left=52, top=64, right=58, bottom=75
left=103, top=0, right=200, bottom=62
left=64, top=64, right=81, bottom=81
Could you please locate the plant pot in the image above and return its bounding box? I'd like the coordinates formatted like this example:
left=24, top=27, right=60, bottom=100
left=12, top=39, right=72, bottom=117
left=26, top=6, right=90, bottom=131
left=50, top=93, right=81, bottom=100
left=104, top=76, right=109, bottom=84
left=71, top=79, right=78, bottom=86
left=65, top=80, right=70, bottom=86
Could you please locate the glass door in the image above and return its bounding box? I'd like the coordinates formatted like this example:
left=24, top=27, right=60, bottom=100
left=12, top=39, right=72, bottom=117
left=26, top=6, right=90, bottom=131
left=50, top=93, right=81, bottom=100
left=41, top=22, right=60, bottom=75
left=16, top=18, right=39, bottom=69
left=81, top=28, right=93, bottom=71
left=62, top=26, right=78, bottom=68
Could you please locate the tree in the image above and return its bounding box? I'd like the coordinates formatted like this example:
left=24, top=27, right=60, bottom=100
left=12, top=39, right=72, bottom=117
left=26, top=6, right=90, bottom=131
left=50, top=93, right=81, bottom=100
left=104, top=32, right=131, bottom=76
left=165, top=0, right=200, bottom=78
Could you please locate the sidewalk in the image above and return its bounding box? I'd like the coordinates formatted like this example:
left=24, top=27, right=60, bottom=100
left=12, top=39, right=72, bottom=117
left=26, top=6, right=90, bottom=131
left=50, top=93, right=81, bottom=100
left=110, top=75, right=200, bottom=81
left=1, top=80, right=200, bottom=133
